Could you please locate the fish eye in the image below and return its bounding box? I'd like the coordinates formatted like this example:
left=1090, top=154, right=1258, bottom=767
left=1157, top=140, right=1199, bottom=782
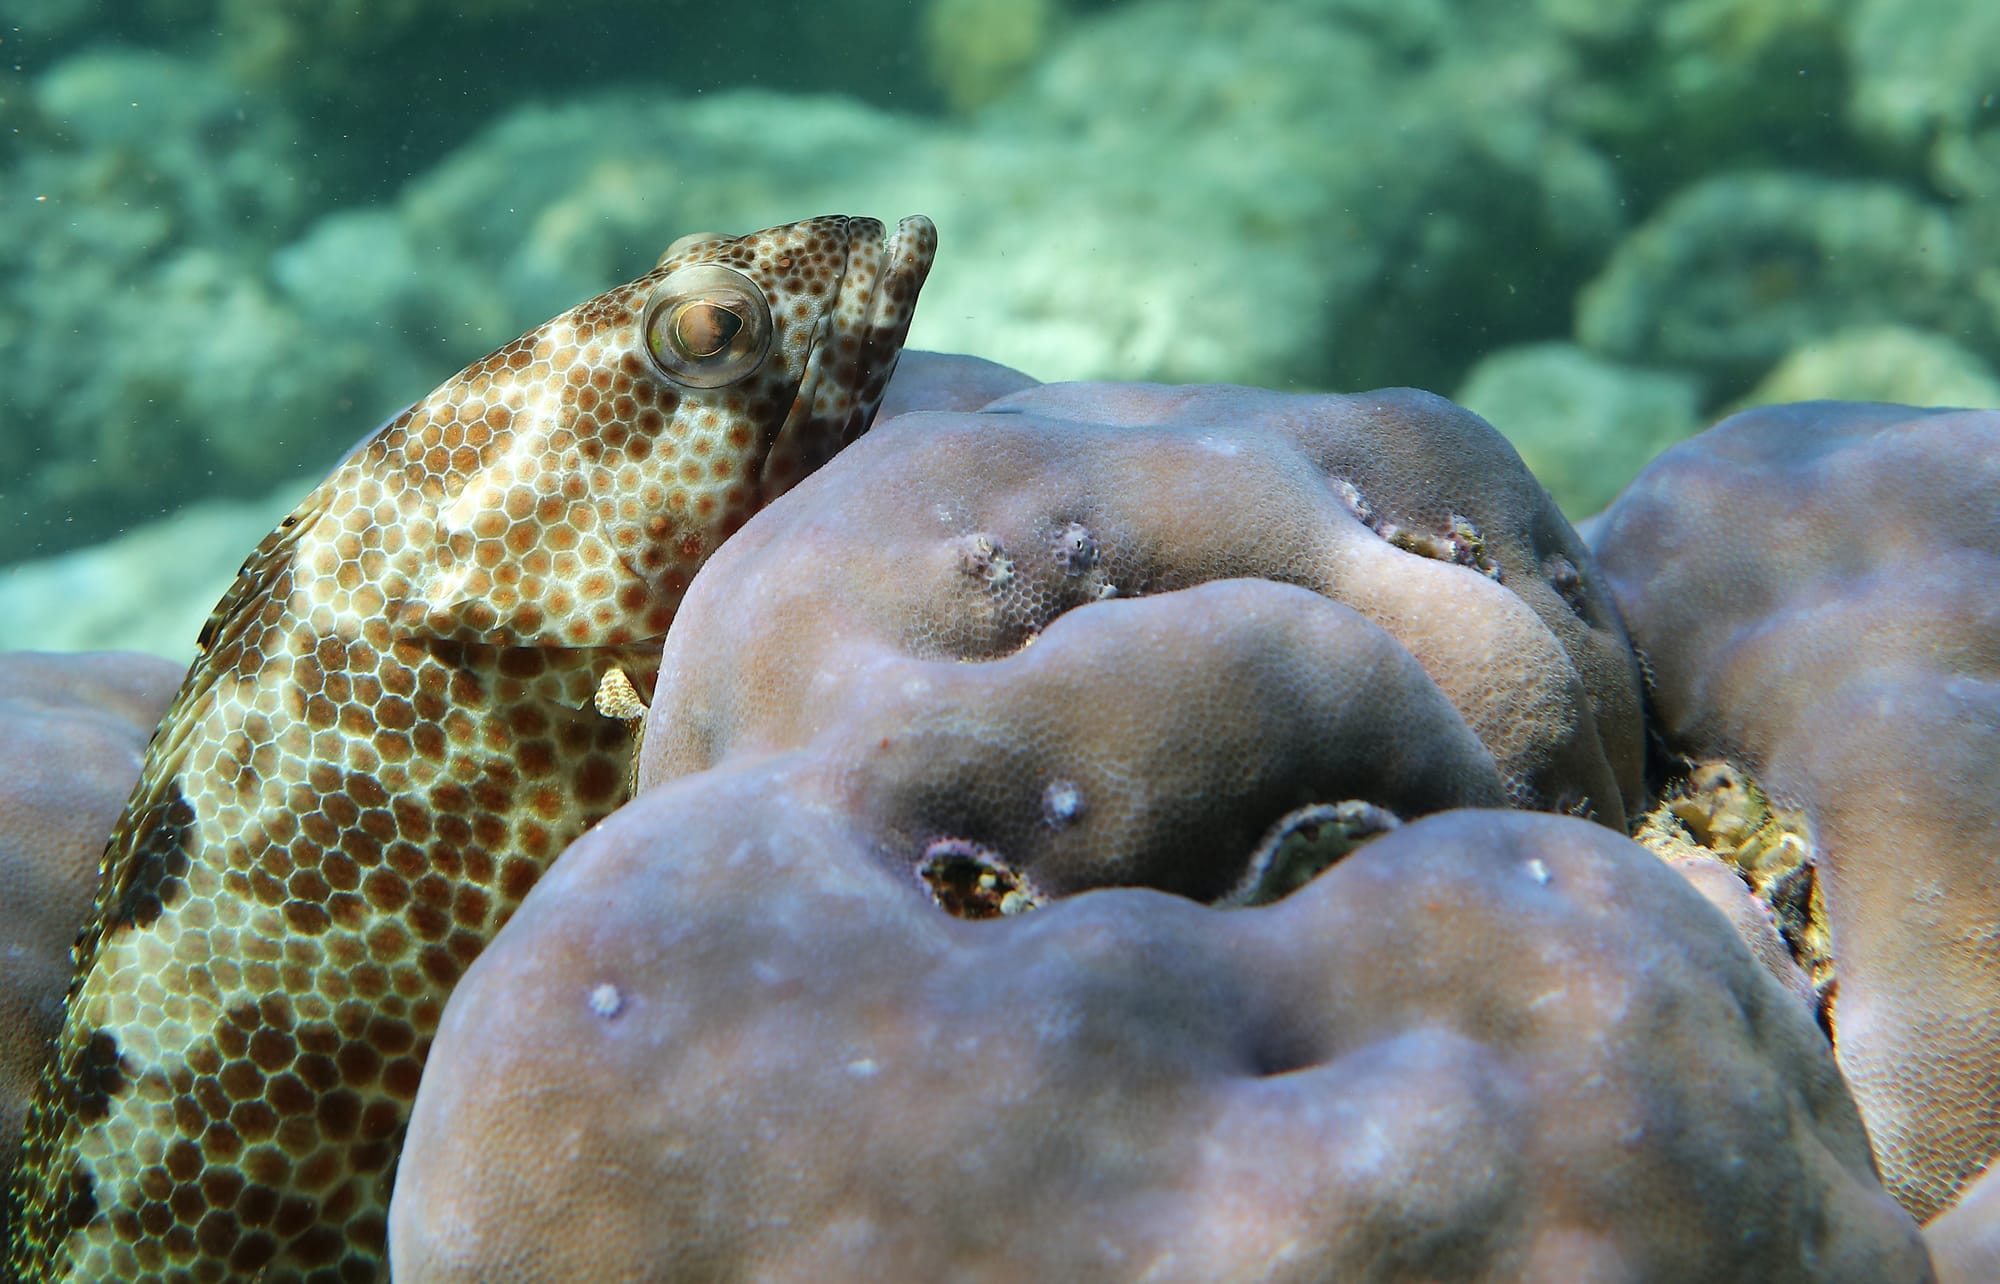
left=641, top=264, right=773, bottom=388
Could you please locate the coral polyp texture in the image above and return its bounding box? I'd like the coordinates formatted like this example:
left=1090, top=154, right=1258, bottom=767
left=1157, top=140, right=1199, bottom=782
left=673, top=575, right=1515, bottom=906
left=1592, top=401, right=2000, bottom=1225
left=643, top=378, right=1649, bottom=841
left=392, top=780, right=1931, bottom=1282
left=385, top=371, right=1932, bottom=1279
left=1927, top=1161, right=2000, bottom=1284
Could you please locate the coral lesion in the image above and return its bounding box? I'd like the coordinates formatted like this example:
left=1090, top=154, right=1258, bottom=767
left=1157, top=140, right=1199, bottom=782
left=1335, top=479, right=1504, bottom=580
left=917, top=838, right=1045, bottom=920
left=1218, top=800, right=1403, bottom=909
left=1634, top=760, right=1834, bottom=1022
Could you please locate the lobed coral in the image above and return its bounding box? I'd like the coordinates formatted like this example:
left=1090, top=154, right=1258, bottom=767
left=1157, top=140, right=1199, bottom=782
left=648, top=574, right=1515, bottom=906
left=1593, top=400, right=2000, bottom=1225
left=1927, top=1162, right=2000, bottom=1284
left=639, top=377, right=1647, bottom=831
left=384, top=366, right=1933, bottom=1279
left=391, top=766, right=1930, bottom=1280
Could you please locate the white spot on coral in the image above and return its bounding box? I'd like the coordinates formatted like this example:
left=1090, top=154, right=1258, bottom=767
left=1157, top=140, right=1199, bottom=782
left=588, top=983, right=623, bottom=1018
left=955, top=532, right=1015, bottom=588
left=1334, top=1119, right=1394, bottom=1180
left=846, top=1058, right=881, bottom=1078
left=1525, top=858, right=1551, bottom=885
left=1336, top=479, right=1372, bottom=524
left=1054, top=523, right=1097, bottom=574
left=1042, top=778, right=1084, bottom=827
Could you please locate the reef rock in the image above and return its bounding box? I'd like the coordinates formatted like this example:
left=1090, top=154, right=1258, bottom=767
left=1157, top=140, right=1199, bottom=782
left=1456, top=341, right=1704, bottom=518
left=1576, top=173, right=1980, bottom=388
left=1737, top=325, right=2000, bottom=411
left=6, top=0, right=1628, bottom=562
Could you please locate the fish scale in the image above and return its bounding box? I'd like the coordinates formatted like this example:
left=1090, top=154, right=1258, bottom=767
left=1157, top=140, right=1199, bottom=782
left=8, top=213, right=937, bottom=1283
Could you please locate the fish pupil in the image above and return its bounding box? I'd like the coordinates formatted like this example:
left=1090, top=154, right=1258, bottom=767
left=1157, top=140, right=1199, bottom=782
left=674, top=301, right=744, bottom=357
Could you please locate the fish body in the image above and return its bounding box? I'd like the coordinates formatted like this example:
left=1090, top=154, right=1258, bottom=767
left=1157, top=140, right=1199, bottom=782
left=8, top=214, right=937, bottom=1282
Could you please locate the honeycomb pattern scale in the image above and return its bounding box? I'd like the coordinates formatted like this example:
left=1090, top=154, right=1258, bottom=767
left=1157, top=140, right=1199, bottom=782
left=7, top=213, right=938, bottom=1283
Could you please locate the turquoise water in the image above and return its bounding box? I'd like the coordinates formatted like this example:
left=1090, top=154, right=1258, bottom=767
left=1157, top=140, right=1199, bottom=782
left=3, top=0, right=1998, bottom=655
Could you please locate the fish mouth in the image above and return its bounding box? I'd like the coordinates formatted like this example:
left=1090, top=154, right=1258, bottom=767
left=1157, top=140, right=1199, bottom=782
left=759, top=214, right=938, bottom=499
left=850, top=213, right=940, bottom=354
left=825, top=212, right=940, bottom=419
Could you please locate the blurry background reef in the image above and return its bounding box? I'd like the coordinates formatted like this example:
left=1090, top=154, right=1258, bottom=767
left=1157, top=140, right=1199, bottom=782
left=3, top=0, right=1999, bottom=657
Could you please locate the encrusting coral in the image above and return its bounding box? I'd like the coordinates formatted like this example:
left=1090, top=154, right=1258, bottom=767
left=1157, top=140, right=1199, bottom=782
left=1631, top=775, right=1821, bottom=1016
left=1593, top=400, right=2000, bottom=1226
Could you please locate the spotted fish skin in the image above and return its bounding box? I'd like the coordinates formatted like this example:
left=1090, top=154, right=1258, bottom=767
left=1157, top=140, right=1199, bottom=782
left=8, top=214, right=937, bottom=1283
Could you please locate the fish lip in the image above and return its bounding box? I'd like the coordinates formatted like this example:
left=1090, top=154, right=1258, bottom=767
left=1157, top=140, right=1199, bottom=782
left=756, top=213, right=937, bottom=501
left=879, top=212, right=940, bottom=308
left=884, top=212, right=940, bottom=323
left=829, top=213, right=939, bottom=359
left=836, top=212, right=937, bottom=411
